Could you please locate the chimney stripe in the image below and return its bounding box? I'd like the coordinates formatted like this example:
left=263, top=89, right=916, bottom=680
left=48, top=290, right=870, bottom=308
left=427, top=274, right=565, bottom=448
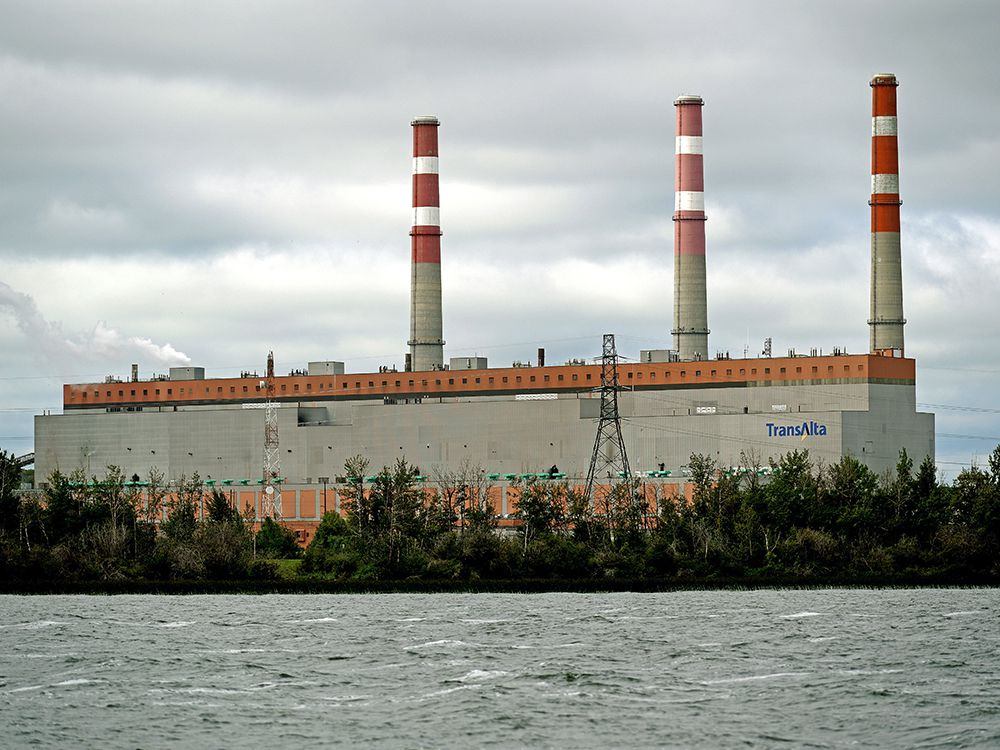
left=413, top=156, right=439, bottom=174
left=872, top=173, right=899, bottom=194
left=872, top=137, right=899, bottom=174
left=872, top=116, right=897, bottom=136
left=412, top=173, right=440, bottom=206
left=675, top=191, right=705, bottom=212
left=675, top=135, right=703, bottom=155
left=413, top=207, right=441, bottom=226
left=675, top=154, right=704, bottom=191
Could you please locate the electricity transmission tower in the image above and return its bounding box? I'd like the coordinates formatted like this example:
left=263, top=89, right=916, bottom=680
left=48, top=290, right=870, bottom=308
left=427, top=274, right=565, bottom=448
left=584, top=333, right=634, bottom=507
left=260, top=350, right=280, bottom=520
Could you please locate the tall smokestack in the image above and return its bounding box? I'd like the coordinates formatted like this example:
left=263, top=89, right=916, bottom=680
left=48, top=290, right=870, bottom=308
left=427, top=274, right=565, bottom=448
left=672, top=95, right=709, bottom=361
left=409, top=116, right=445, bottom=371
left=869, top=73, right=905, bottom=355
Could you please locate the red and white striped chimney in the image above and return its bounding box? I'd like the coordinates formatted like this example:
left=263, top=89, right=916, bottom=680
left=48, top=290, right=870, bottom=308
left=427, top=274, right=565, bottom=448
left=672, top=95, right=709, bottom=361
left=869, top=73, right=905, bottom=355
left=409, top=116, right=445, bottom=371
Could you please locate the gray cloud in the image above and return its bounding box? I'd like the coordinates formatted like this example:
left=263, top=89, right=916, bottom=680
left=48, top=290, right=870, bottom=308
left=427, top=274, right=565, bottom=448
left=0, top=0, right=998, bottom=474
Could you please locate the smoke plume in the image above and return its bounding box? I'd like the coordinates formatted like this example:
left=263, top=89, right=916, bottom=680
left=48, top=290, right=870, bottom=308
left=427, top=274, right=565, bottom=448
left=0, top=280, right=191, bottom=367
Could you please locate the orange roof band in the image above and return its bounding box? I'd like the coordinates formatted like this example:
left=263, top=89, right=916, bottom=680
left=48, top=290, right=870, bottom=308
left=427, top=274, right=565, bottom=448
left=63, top=354, right=916, bottom=410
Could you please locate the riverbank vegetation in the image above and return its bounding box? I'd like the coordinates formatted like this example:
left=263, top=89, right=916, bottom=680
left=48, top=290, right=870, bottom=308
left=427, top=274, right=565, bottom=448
left=1, top=446, right=998, bottom=590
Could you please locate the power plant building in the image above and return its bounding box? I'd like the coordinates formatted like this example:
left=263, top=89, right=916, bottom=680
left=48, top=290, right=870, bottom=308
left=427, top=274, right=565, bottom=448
left=33, top=75, right=935, bottom=522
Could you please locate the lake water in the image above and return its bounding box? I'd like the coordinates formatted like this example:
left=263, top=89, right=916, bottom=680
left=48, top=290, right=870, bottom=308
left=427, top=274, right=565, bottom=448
left=1, top=589, right=997, bottom=748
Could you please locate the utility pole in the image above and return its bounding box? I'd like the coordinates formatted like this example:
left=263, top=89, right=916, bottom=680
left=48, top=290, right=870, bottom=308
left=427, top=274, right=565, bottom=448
left=260, top=351, right=280, bottom=521
left=584, top=334, right=635, bottom=517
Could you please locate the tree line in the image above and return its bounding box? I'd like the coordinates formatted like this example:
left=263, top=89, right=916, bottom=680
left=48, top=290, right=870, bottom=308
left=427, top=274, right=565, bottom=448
left=0, top=460, right=299, bottom=584
left=1, top=446, right=998, bottom=587
left=301, top=448, right=1000, bottom=583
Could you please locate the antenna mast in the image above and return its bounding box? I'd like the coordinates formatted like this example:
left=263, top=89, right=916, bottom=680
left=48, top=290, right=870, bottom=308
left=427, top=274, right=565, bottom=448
left=261, top=351, right=280, bottom=520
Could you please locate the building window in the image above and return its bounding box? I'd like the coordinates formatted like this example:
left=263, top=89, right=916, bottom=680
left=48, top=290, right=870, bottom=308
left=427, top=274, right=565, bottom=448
left=155, top=389, right=160, bottom=395
left=558, top=374, right=564, bottom=381
left=764, top=368, right=770, bottom=375
left=530, top=375, right=536, bottom=382
left=368, top=381, right=374, bottom=387
left=544, top=375, right=550, bottom=382
left=726, top=369, right=732, bottom=376
left=751, top=369, right=757, bottom=375
left=502, top=376, right=508, bottom=384
left=119, top=390, right=124, bottom=397
left=627, top=372, right=633, bottom=379
left=462, top=378, right=467, bottom=385
left=394, top=380, right=400, bottom=387
left=143, top=389, right=148, bottom=396
left=516, top=376, right=522, bottom=384
left=779, top=367, right=786, bottom=374
left=449, top=378, right=454, bottom=385
left=243, top=386, right=248, bottom=393
left=710, top=370, right=716, bottom=377
left=475, top=377, right=481, bottom=384
left=230, top=387, right=236, bottom=393
left=342, top=382, right=348, bottom=388
left=696, top=370, right=701, bottom=376
left=680, top=371, right=686, bottom=378
left=739, top=369, right=745, bottom=376
left=812, top=366, right=818, bottom=373
left=488, top=377, right=494, bottom=384
left=106, top=390, right=111, bottom=397
left=167, top=389, right=172, bottom=395
left=586, top=374, right=591, bottom=380
left=844, top=365, right=849, bottom=372
left=572, top=374, right=578, bottom=381
left=796, top=367, right=802, bottom=373
left=281, top=384, right=287, bottom=391
left=435, top=379, right=441, bottom=385
left=306, top=383, right=312, bottom=390
left=408, top=380, right=414, bottom=386
left=294, top=384, right=299, bottom=391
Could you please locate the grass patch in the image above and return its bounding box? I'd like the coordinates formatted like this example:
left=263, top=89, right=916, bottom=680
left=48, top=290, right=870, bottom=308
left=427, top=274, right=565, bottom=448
left=267, top=558, right=302, bottom=580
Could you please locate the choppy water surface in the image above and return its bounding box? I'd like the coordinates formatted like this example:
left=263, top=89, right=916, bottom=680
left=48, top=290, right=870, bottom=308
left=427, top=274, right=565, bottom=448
left=1, top=589, right=998, bottom=748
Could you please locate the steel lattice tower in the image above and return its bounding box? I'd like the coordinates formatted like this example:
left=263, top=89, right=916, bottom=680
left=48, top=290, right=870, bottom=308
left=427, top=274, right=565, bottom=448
left=261, top=350, right=280, bottom=520
left=584, top=334, right=633, bottom=505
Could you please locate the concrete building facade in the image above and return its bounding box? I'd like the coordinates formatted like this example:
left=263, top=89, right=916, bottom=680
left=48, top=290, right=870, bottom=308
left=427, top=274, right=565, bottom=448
left=35, top=354, right=933, bottom=488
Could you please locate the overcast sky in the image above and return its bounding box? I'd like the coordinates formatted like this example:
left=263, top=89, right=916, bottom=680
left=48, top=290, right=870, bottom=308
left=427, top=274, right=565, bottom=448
left=2, top=0, right=998, bottom=478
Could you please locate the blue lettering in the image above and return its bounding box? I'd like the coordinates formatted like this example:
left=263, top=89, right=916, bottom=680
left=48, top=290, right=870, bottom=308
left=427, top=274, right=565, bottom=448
left=766, top=420, right=828, bottom=439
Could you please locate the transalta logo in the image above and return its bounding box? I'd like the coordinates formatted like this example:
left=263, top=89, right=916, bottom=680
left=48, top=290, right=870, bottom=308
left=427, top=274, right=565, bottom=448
left=766, top=421, right=828, bottom=440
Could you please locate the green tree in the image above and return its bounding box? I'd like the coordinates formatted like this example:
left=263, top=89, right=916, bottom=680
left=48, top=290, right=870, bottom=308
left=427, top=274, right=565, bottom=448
left=826, top=455, right=882, bottom=537
left=344, top=458, right=428, bottom=578
left=300, top=511, right=358, bottom=577
left=515, top=479, right=567, bottom=551
left=206, top=488, right=242, bottom=525
left=0, top=450, right=22, bottom=536
left=161, top=474, right=201, bottom=543
left=255, top=517, right=301, bottom=558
